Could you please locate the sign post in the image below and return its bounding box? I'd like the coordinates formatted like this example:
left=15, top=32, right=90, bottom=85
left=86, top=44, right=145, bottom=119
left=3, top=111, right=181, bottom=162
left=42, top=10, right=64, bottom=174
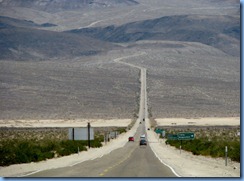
left=88, top=122, right=91, bottom=148
left=72, top=128, right=74, bottom=140
left=167, top=132, right=195, bottom=154
left=225, top=146, right=228, bottom=166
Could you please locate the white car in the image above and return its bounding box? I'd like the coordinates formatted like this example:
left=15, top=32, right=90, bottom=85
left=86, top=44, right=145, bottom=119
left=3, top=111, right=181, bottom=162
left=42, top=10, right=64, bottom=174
left=140, top=134, right=146, bottom=139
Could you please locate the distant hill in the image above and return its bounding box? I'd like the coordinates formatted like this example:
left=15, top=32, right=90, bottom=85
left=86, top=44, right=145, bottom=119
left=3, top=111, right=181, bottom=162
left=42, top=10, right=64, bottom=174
left=0, top=16, right=57, bottom=29
left=0, top=0, right=139, bottom=12
left=0, top=16, right=116, bottom=61
left=70, top=15, right=240, bottom=56
left=0, top=12, right=240, bottom=61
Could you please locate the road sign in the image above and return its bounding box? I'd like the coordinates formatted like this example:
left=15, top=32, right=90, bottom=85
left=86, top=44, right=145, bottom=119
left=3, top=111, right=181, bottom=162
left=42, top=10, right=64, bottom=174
left=162, top=130, right=166, bottom=138
left=177, top=132, right=194, bottom=140
left=69, top=127, right=94, bottom=140
left=155, top=128, right=163, bottom=134
left=167, top=132, right=195, bottom=140
left=167, top=134, right=178, bottom=140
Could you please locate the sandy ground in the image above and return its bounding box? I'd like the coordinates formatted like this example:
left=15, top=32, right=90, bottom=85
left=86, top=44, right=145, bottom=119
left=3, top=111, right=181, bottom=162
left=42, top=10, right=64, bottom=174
left=0, top=119, right=132, bottom=128
left=0, top=117, right=240, bottom=177
left=155, top=117, right=240, bottom=127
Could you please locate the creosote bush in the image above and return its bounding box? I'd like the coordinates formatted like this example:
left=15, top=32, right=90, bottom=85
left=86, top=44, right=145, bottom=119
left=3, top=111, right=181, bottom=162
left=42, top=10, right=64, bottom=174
left=0, top=136, right=103, bottom=166
left=0, top=128, right=123, bottom=166
left=165, top=128, right=240, bottom=162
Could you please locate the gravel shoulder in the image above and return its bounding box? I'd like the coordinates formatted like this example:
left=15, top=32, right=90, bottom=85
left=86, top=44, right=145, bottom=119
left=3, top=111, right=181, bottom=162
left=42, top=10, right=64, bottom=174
left=147, top=118, right=240, bottom=177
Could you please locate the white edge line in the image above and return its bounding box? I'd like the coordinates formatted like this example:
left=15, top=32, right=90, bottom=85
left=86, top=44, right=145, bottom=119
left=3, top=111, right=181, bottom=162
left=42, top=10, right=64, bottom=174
left=19, top=169, right=43, bottom=177
left=150, top=145, right=181, bottom=177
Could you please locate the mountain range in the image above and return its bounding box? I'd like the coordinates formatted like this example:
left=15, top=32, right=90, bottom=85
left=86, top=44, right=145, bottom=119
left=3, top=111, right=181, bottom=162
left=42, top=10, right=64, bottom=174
left=0, top=0, right=240, bottom=119
left=69, top=14, right=240, bottom=56
left=0, top=0, right=139, bottom=12
left=0, top=0, right=240, bottom=60
left=0, top=12, right=240, bottom=61
left=0, top=16, right=117, bottom=60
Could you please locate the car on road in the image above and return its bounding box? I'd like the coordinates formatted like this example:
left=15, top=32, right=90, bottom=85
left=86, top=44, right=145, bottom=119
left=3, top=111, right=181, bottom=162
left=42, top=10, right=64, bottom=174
left=128, top=136, right=134, bottom=142
left=140, top=134, right=146, bottom=139
left=139, top=139, right=147, bottom=146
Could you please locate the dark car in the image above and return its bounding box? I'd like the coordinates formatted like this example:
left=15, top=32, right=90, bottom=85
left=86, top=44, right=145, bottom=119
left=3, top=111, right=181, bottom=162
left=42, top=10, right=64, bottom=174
left=128, top=136, right=134, bottom=142
left=139, top=139, right=147, bottom=146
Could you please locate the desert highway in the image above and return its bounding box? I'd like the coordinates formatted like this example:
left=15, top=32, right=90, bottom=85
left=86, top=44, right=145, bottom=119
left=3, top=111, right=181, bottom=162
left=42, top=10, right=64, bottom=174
left=27, top=54, right=177, bottom=177
left=28, top=123, right=176, bottom=177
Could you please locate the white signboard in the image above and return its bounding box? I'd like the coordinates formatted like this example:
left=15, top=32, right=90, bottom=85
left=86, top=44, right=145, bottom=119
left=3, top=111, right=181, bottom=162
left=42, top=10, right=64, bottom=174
left=162, top=130, right=166, bottom=138
left=69, top=128, right=94, bottom=140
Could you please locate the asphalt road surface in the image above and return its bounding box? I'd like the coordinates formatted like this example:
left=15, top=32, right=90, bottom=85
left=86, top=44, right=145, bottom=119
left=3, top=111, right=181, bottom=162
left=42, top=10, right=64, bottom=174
left=28, top=122, right=176, bottom=177
left=27, top=54, right=177, bottom=177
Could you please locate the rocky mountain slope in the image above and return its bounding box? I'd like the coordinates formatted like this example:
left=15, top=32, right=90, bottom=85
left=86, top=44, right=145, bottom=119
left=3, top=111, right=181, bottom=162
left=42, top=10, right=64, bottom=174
left=69, top=14, right=240, bottom=56
left=1, top=10, right=239, bottom=61
left=0, top=0, right=240, bottom=119
left=0, top=16, right=116, bottom=61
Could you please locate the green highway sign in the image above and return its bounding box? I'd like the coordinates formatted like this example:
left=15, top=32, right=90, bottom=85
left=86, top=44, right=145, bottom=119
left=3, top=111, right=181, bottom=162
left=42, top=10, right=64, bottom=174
left=167, top=132, right=195, bottom=140
left=177, top=132, right=195, bottom=140
left=167, top=134, right=178, bottom=140
left=155, top=128, right=163, bottom=134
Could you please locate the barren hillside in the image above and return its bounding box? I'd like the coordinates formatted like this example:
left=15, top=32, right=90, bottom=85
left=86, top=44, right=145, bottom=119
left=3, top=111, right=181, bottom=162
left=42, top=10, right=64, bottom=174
left=0, top=0, right=240, bottom=120
left=0, top=0, right=139, bottom=12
